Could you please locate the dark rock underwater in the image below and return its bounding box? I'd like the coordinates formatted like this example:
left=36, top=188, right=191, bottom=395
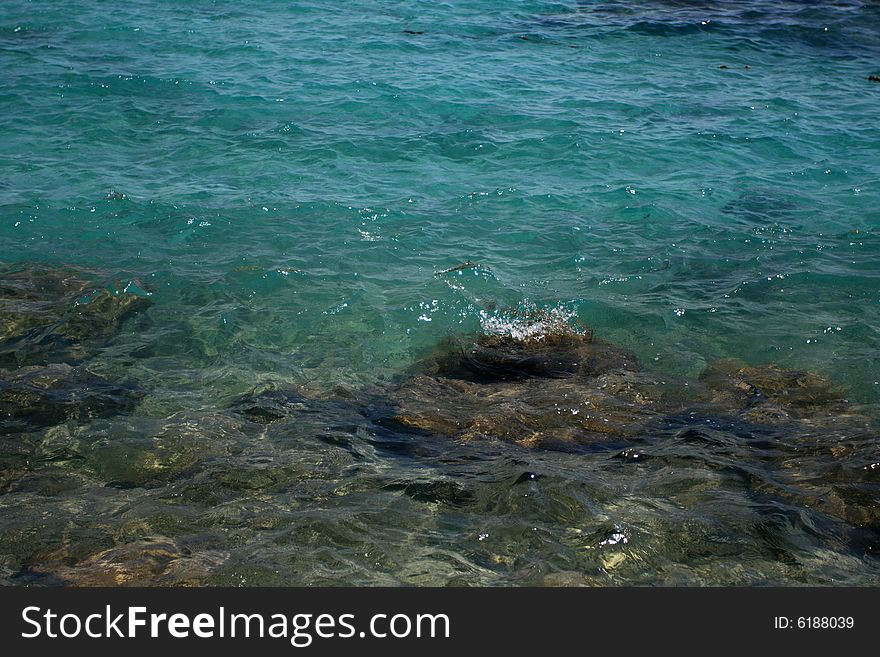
left=0, top=264, right=878, bottom=586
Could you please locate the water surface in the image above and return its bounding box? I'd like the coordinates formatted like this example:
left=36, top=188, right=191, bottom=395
left=1, top=0, right=879, bottom=585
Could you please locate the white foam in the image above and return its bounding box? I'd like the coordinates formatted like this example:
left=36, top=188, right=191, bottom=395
left=477, top=305, right=583, bottom=341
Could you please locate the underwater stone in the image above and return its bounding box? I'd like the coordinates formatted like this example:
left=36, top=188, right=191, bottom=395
left=0, top=266, right=90, bottom=339
left=424, top=330, right=638, bottom=383
left=698, top=359, right=847, bottom=420
left=228, top=386, right=310, bottom=424
left=386, top=321, right=862, bottom=453
left=384, top=479, right=475, bottom=507
left=61, top=288, right=151, bottom=342
left=0, top=264, right=151, bottom=366
left=85, top=412, right=245, bottom=489
left=0, top=364, right=142, bottom=433
left=388, top=371, right=663, bottom=448
left=513, top=472, right=543, bottom=484
left=542, top=571, right=605, bottom=587
left=33, top=535, right=228, bottom=586
left=386, top=318, right=676, bottom=447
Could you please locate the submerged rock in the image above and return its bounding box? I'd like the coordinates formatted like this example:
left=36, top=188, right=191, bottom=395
left=384, top=479, right=475, bottom=507
left=81, top=412, right=246, bottom=489
left=424, top=328, right=637, bottom=383
left=61, top=288, right=151, bottom=343
left=541, top=570, right=605, bottom=587
left=0, top=364, right=142, bottom=433
left=721, top=189, right=800, bottom=225
left=698, top=359, right=847, bottom=421
left=385, top=312, right=865, bottom=454
left=389, top=371, right=667, bottom=449
left=386, top=317, right=668, bottom=449
left=0, top=266, right=91, bottom=338
left=0, top=263, right=151, bottom=366
left=33, top=536, right=228, bottom=587
left=228, top=385, right=310, bottom=424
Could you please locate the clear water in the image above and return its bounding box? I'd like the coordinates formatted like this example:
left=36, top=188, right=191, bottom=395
left=1, top=0, right=879, bottom=585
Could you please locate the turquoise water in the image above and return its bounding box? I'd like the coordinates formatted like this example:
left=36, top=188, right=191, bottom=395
left=1, top=0, right=880, bottom=585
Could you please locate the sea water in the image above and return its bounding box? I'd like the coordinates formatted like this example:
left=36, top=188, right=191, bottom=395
left=1, top=0, right=879, bottom=585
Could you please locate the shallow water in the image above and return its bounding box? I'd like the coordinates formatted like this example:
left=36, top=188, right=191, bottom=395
left=1, top=0, right=879, bottom=585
